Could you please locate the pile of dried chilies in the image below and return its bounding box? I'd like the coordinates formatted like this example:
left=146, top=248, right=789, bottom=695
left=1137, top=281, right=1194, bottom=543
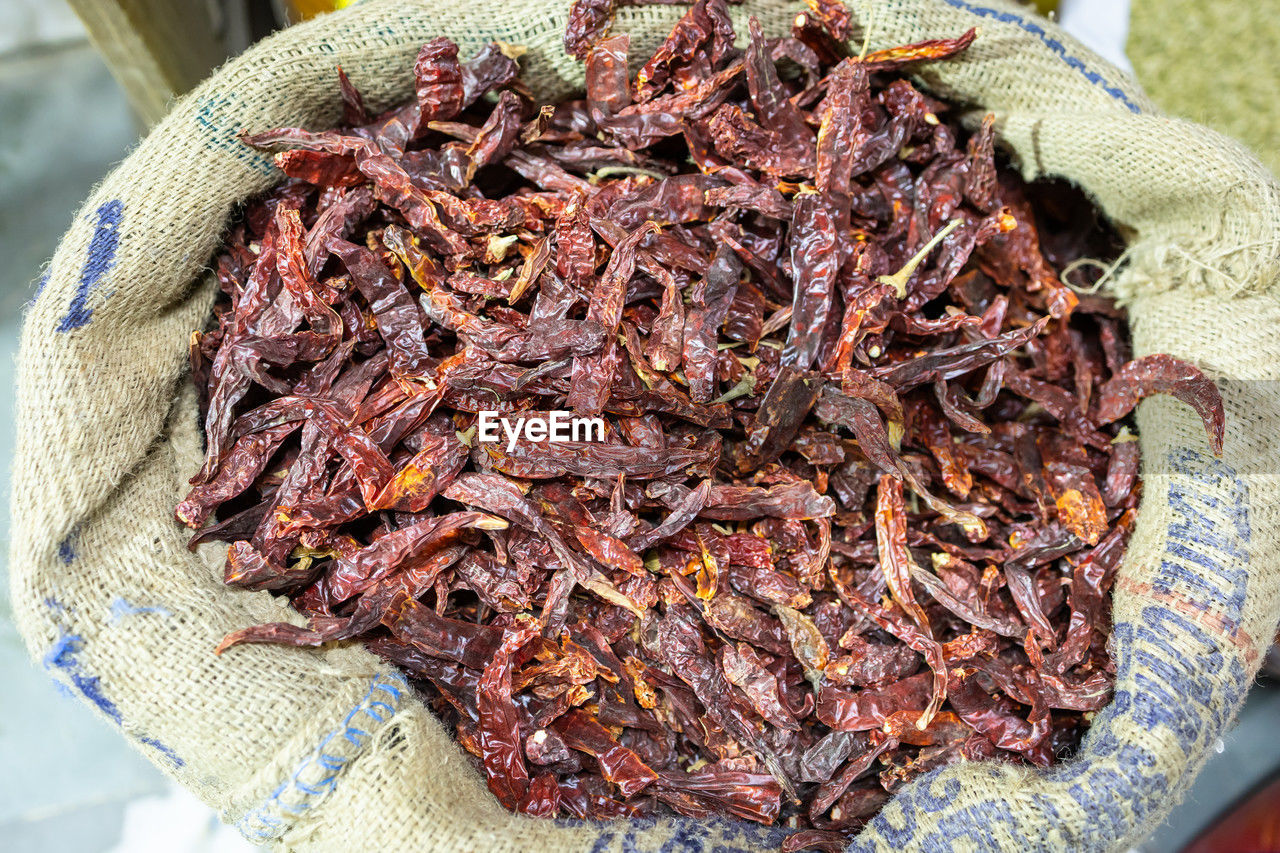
left=179, top=0, right=1225, bottom=846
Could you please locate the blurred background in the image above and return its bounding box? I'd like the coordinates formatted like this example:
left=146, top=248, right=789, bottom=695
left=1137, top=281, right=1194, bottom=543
left=0, top=0, right=1277, bottom=851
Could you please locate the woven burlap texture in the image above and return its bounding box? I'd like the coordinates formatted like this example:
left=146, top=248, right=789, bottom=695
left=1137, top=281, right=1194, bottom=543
left=1128, top=0, right=1280, bottom=177
left=10, top=1, right=1280, bottom=851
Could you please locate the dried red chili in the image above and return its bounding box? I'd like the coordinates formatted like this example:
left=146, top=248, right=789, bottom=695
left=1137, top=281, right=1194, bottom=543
left=183, top=1, right=1226, bottom=844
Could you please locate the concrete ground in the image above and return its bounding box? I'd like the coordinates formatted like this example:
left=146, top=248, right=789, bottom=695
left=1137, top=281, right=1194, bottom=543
left=0, top=2, right=1275, bottom=852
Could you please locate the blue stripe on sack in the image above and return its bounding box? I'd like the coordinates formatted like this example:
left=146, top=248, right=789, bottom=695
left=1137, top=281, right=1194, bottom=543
left=27, top=270, right=50, bottom=310
left=138, top=735, right=185, bottom=767
left=110, top=597, right=173, bottom=622
left=44, top=632, right=122, bottom=722
left=195, top=94, right=278, bottom=178
left=56, top=200, right=124, bottom=332
left=579, top=814, right=794, bottom=851
left=848, top=448, right=1251, bottom=849
left=939, top=0, right=1143, bottom=114
left=57, top=530, right=78, bottom=564
left=236, top=672, right=408, bottom=841
left=43, top=619, right=185, bottom=768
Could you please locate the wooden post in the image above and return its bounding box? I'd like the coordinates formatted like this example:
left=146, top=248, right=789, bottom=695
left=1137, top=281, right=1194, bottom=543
left=66, top=0, right=250, bottom=126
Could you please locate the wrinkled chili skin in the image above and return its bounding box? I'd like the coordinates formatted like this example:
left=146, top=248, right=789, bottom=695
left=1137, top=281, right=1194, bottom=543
left=188, top=4, right=1226, bottom=841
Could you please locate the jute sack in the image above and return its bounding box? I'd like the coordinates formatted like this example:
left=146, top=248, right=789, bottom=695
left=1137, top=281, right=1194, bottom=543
left=11, top=0, right=1280, bottom=850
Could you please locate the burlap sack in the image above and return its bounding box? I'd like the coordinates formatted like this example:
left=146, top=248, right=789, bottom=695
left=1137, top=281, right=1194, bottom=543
left=11, top=0, right=1280, bottom=850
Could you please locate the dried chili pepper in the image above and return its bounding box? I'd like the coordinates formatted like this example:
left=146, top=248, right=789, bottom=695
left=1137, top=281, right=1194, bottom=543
left=187, top=3, right=1226, bottom=841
